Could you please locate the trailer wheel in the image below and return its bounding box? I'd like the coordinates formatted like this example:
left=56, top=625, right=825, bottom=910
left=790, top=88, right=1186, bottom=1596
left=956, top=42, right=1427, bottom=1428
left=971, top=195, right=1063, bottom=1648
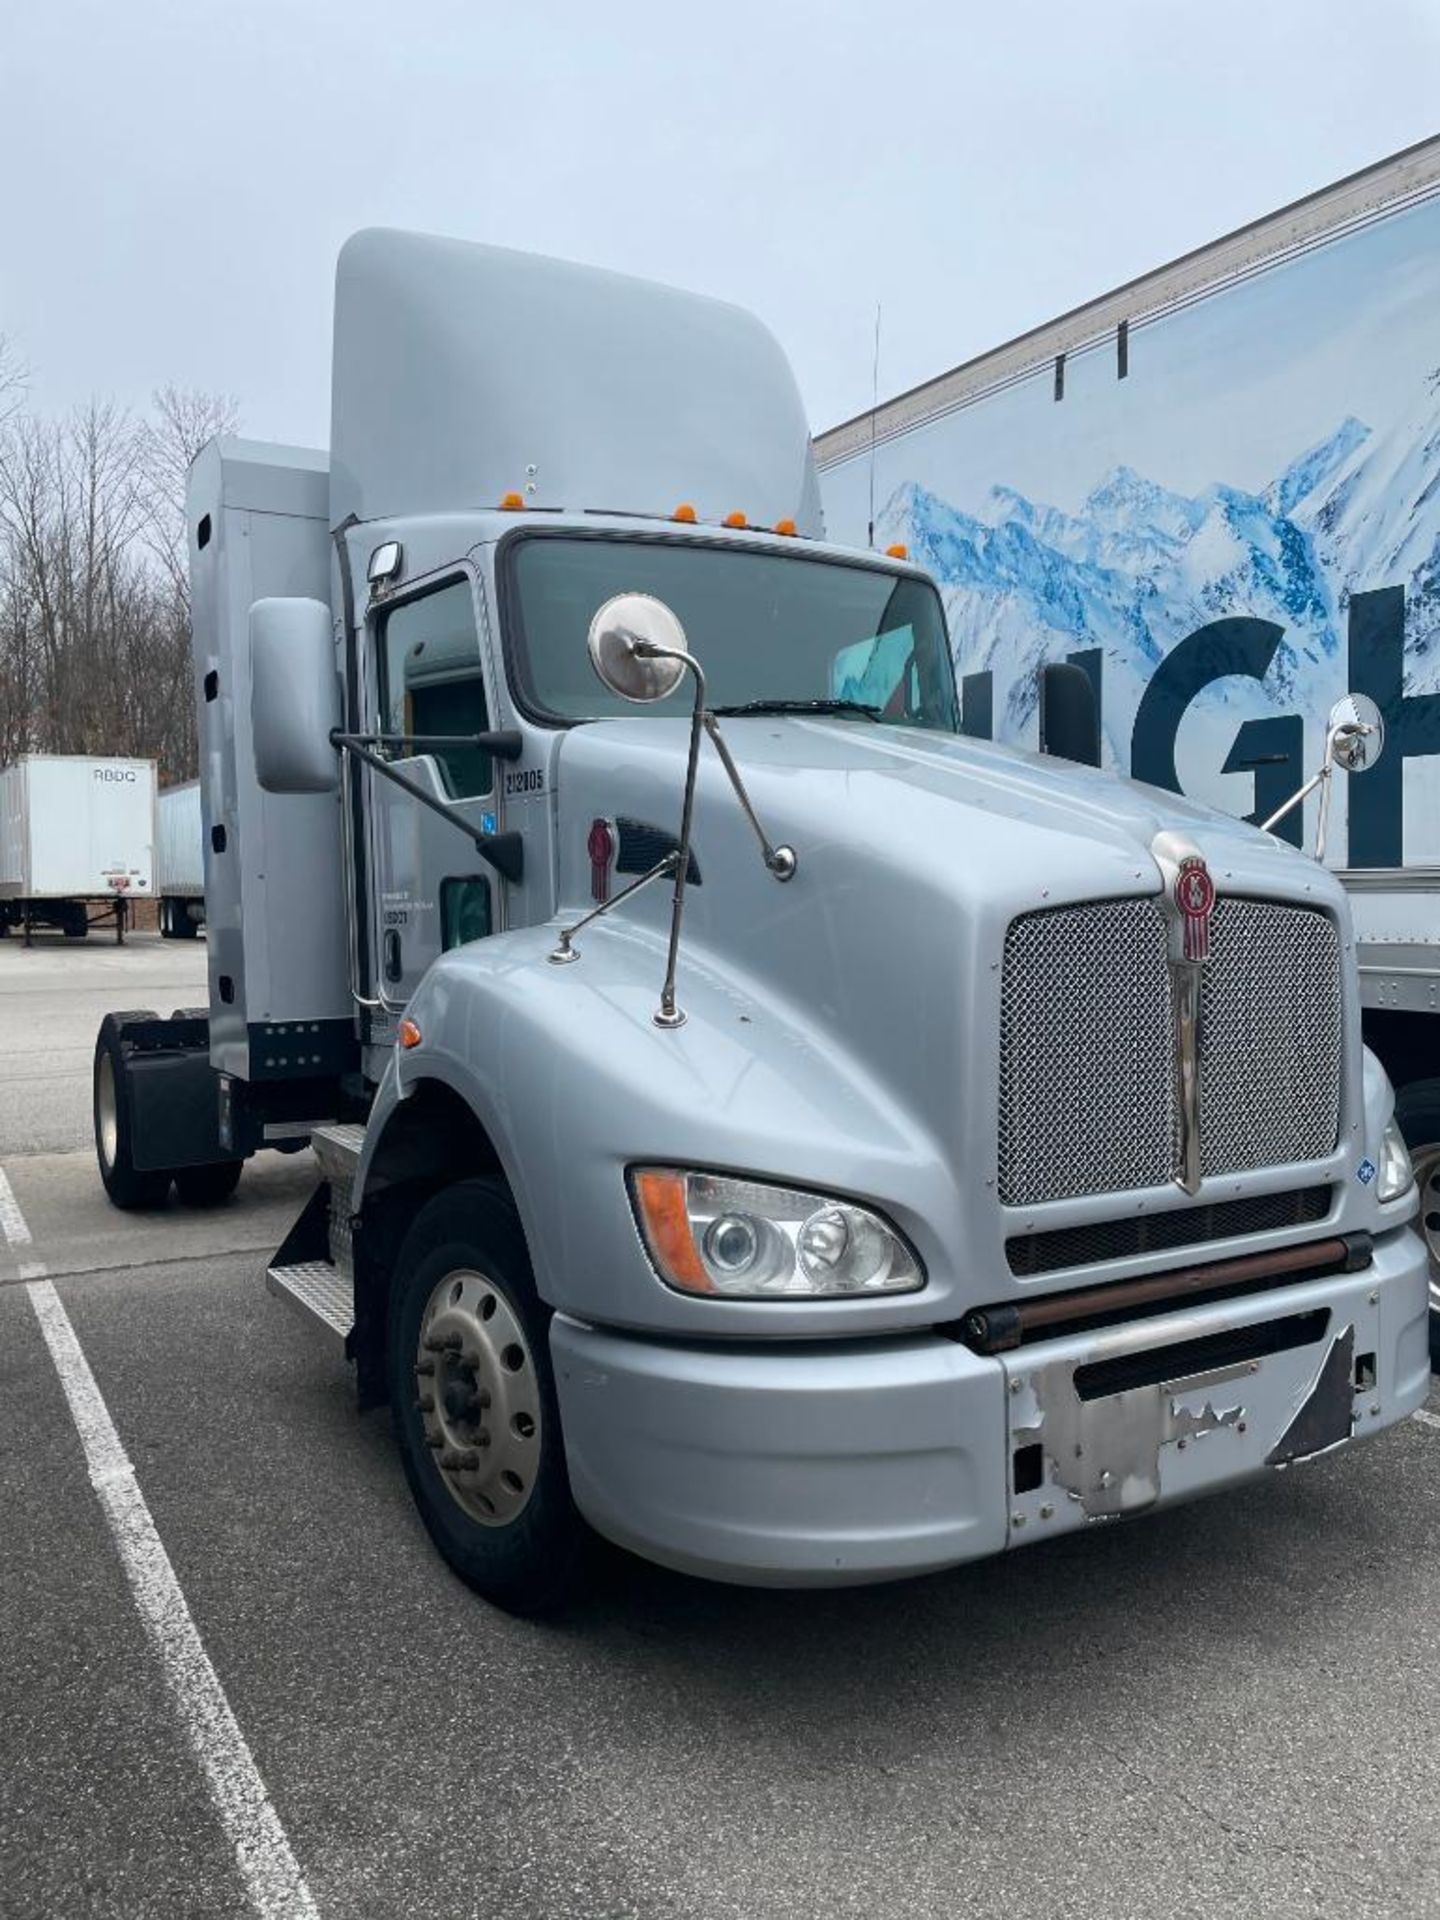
left=174, top=1161, right=243, bottom=1207
left=387, top=1179, right=590, bottom=1614
left=1394, top=1080, right=1440, bottom=1370
left=94, top=1013, right=170, bottom=1209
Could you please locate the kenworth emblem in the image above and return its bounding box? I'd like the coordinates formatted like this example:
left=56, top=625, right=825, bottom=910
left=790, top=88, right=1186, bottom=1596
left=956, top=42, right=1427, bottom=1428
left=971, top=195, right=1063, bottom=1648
left=1174, top=854, right=1216, bottom=963
left=1151, top=832, right=1215, bottom=1196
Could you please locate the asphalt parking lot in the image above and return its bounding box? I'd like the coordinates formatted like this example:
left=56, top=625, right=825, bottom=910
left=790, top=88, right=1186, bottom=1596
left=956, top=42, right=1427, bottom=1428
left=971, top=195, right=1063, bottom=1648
left=2, top=932, right=1439, bottom=1919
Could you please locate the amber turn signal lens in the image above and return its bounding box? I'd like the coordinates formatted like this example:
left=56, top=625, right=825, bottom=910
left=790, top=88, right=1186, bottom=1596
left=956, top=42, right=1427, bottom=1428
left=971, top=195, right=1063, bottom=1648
left=886, top=542, right=908, bottom=559
left=632, top=1169, right=712, bottom=1293
left=398, top=1018, right=423, bottom=1049
left=672, top=502, right=698, bottom=523
left=498, top=491, right=525, bottom=511
left=722, top=510, right=747, bottom=529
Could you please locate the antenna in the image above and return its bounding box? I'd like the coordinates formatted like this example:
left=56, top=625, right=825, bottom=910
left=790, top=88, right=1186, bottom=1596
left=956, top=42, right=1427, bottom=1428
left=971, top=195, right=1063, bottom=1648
left=866, top=302, right=882, bottom=548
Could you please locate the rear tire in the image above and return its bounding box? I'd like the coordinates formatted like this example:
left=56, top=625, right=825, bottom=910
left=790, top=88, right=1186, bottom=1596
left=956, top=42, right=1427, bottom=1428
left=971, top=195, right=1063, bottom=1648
left=387, top=1179, right=590, bottom=1614
left=174, top=1160, right=243, bottom=1208
left=1393, top=1079, right=1440, bottom=1372
left=94, top=1013, right=170, bottom=1209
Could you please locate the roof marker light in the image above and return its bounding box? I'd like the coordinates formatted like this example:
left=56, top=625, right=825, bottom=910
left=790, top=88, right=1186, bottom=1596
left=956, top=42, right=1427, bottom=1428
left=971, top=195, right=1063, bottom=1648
left=774, top=519, right=797, bottom=537
left=672, top=503, right=698, bottom=523
left=723, top=511, right=748, bottom=529
left=498, top=491, right=526, bottom=511
left=886, top=543, right=909, bottom=559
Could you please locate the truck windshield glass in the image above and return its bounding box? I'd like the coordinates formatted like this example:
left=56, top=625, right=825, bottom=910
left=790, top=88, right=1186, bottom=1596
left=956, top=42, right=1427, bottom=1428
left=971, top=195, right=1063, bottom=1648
left=507, top=536, right=957, bottom=730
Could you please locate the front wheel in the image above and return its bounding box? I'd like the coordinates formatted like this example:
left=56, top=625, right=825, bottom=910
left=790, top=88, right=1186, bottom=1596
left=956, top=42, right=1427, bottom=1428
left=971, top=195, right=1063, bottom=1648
left=1394, top=1079, right=1440, bottom=1371
left=387, top=1179, right=590, bottom=1614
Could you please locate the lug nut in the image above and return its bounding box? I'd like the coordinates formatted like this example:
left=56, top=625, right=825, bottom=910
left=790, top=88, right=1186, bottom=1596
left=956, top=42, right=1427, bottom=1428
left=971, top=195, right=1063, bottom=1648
left=415, top=1358, right=436, bottom=1376
left=415, top=1393, right=435, bottom=1414
left=425, top=1434, right=444, bottom=1450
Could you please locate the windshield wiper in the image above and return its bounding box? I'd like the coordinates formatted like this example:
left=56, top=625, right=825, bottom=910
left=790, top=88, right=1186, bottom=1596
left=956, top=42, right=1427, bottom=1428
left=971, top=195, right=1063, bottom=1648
left=708, top=698, right=884, bottom=721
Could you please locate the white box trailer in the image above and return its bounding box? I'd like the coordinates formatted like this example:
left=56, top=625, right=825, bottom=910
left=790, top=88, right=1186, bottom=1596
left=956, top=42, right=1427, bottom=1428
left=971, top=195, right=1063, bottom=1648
left=815, top=132, right=1440, bottom=1346
left=157, top=779, right=204, bottom=939
left=0, top=754, right=156, bottom=943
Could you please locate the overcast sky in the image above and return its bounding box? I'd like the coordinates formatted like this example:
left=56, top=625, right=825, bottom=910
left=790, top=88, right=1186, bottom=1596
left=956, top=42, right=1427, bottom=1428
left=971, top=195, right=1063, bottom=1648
left=4, top=0, right=1438, bottom=451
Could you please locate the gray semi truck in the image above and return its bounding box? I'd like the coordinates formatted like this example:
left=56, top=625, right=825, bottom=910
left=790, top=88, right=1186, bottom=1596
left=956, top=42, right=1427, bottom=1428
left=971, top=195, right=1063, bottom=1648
left=93, top=229, right=1430, bottom=1612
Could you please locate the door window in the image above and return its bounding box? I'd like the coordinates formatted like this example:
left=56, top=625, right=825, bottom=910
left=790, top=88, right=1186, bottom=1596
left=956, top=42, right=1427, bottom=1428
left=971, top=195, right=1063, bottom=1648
left=378, top=579, right=493, bottom=797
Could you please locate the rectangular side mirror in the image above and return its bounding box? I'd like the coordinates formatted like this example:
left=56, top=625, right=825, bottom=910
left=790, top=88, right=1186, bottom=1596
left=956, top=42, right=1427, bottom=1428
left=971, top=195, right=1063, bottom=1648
left=250, top=597, right=340, bottom=794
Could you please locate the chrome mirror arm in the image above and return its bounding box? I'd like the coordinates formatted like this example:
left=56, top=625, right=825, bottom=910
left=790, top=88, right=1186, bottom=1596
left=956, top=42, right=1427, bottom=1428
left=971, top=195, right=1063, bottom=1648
left=1259, top=717, right=1378, bottom=860
left=547, top=851, right=679, bottom=966
left=635, top=641, right=707, bottom=1029
left=702, top=714, right=798, bottom=881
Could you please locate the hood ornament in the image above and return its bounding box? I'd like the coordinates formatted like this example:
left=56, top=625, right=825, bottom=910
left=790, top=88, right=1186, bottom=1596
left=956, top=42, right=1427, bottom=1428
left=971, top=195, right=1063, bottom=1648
left=1152, top=832, right=1214, bottom=1196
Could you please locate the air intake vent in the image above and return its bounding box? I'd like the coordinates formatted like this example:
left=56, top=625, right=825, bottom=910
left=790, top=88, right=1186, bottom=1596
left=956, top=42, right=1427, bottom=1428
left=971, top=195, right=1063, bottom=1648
left=1007, top=1186, right=1333, bottom=1278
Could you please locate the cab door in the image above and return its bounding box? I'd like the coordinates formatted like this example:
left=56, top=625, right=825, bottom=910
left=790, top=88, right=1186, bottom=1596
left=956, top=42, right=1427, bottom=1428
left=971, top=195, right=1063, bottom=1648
left=367, top=573, right=500, bottom=1009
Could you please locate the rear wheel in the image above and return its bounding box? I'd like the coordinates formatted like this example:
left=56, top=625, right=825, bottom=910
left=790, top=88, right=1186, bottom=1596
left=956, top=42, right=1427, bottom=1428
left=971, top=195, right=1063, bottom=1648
left=94, top=1012, right=170, bottom=1209
left=1394, top=1079, right=1440, bottom=1371
left=387, top=1179, right=589, bottom=1614
left=174, top=1160, right=243, bottom=1207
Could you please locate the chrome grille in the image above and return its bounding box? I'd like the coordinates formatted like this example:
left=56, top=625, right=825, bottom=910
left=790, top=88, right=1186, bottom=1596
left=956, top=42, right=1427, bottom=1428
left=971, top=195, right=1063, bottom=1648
left=998, top=895, right=1342, bottom=1208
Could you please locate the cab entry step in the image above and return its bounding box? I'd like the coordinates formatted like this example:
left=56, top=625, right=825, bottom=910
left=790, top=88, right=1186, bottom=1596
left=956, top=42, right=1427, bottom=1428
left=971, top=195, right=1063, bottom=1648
left=267, top=1260, right=355, bottom=1340
left=265, top=1122, right=364, bottom=1344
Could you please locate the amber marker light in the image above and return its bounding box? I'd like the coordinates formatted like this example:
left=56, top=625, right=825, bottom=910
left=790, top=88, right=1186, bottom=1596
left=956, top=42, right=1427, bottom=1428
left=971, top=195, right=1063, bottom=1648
left=399, top=1018, right=423, bottom=1049
left=774, top=518, right=797, bottom=537
left=722, top=510, right=748, bottom=528
left=672, top=502, right=698, bottom=523
left=886, top=543, right=909, bottom=559
left=498, top=491, right=526, bottom=511
left=632, top=1169, right=713, bottom=1293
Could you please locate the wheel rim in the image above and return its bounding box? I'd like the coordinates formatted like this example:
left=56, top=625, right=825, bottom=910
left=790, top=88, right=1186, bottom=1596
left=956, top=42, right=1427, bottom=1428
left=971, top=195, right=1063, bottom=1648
left=1412, top=1142, right=1440, bottom=1318
left=97, top=1053, right=118, bottom=1170
left=414, top=1268, right=542, bottom=1527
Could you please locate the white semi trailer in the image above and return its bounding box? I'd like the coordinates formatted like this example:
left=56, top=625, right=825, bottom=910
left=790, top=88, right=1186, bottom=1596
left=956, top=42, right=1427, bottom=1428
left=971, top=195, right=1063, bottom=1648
left=816, top=134, right=1440, bottom=1364
left=0, top=753, right=156, bottom=943
left=92, top=229, right=1428, bottom=1612
left=157, top=780, right=205, bottom=938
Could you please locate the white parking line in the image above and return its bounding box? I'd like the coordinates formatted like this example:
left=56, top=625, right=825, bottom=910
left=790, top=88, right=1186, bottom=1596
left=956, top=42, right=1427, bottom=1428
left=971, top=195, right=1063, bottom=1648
left=25, top=1280, right=320, bottom=1920
left=0, top=1164, right=45, bottom=1278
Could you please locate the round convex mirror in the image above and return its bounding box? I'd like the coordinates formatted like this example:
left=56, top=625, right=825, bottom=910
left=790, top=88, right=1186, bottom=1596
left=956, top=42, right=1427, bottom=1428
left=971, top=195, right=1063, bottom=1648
left=1327, top=692, right=1385, bottom=773
left=587, top=594, right=689, bottom=703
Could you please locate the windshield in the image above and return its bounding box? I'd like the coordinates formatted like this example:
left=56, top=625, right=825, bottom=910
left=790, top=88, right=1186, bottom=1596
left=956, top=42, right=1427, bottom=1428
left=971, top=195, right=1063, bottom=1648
left=505, top=534, right=958, bottom=731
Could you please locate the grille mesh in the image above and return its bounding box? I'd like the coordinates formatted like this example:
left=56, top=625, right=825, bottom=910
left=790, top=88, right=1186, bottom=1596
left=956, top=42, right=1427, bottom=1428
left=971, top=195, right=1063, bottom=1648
left=997, top=895, right=1341, bottom=1208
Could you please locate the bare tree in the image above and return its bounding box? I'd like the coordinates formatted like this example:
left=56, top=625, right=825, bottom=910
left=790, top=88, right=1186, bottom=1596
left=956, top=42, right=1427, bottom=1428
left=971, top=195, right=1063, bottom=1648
left=0, top=380, right=238, bottom=780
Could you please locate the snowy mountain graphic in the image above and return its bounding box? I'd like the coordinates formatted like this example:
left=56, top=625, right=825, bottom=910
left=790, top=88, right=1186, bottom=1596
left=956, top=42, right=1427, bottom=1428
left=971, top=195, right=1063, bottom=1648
left=880, top=368, right=1440, bottom=766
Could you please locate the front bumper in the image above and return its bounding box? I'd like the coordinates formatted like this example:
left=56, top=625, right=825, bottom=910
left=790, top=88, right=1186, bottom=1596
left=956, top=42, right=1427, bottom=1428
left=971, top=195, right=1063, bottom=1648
left=550, top=1226, right=1430, bottom=1586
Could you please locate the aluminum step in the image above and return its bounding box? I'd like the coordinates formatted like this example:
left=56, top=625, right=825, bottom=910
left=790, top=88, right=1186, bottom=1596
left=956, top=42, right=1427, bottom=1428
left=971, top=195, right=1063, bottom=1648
left=267, top=1259, right=354, bottom=1342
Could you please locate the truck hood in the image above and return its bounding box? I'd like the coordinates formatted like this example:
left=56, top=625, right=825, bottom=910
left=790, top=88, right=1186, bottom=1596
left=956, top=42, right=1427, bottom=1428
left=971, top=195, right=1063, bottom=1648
left=554, top=713, right=1318, bottom=913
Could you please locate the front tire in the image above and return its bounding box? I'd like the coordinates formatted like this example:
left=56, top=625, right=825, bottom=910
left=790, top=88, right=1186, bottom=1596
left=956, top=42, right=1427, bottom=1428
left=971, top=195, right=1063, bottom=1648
left=94, top=1012, right=170, bottom=1209
left=387, top=1179, right=589, bottom=1613
left=1394, top=1080, right=1440, bottom=1371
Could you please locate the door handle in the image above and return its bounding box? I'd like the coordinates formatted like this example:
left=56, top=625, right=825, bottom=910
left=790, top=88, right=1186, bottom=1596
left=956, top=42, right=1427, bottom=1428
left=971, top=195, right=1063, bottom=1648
left=383, top=927, right=403, bottom=983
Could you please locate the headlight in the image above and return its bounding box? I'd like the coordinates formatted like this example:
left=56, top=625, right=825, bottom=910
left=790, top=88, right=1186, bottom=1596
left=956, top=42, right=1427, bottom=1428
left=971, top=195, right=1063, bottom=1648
left=1377, top=1119, right=1415, bottom=1203
left=630, top=1168, right=924, bottom=1299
